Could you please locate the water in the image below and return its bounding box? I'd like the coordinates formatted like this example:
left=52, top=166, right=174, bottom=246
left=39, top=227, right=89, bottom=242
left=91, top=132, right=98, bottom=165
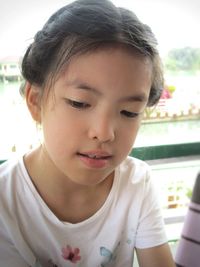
left=135, top=119, right=200, bottom=147
left=135, top=72, right=200, bottom=146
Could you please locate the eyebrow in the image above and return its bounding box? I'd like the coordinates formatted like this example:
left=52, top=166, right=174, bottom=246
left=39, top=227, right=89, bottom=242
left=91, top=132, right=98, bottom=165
left=120, top=93, right=148, bottom=103
left=66, top=80, right=101, bottom=95
left=66, top=80, right=148, bottom=103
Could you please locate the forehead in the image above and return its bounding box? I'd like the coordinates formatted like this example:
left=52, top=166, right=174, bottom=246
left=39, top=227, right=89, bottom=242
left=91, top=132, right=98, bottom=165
left=76, top=44, right=151, bottom=67
left=55, top=43, right=152, bottom=75
left=61, top=46, right=153, bottom=88
left=41, top=46, right=153, bottom=111
left=67, top=46, right=150, bottom=72
left=43, top=45, right=153, bottom=104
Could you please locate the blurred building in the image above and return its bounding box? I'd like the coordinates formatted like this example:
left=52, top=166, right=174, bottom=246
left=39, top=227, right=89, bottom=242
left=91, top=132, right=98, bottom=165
left=0, top=56, right=22, bottom=82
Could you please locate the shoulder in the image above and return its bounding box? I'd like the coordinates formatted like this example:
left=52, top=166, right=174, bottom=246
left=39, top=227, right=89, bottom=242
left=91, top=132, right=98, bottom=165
left=116, top=156, right=157, bottom=205
left=0, top=156, right=30, bottom=230
left=0, top=157, right=26, bottom=207
left=119, top=156, right=151, bottom=184
left=0, top=157, right=22, bottom=184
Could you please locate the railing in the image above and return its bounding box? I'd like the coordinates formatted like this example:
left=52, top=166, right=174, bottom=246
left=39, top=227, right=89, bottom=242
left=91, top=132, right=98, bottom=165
left=132, top=141, right=200, bottom=160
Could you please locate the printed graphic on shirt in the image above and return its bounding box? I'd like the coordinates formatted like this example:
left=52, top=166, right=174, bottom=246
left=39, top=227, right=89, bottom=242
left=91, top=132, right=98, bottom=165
left=33, top=229, right=135, bottom=267
left=45, top=245, right=81, bottom=267
left=100, top=242, right=120, bottom=267
left=61, top=245, right=81, bottom=263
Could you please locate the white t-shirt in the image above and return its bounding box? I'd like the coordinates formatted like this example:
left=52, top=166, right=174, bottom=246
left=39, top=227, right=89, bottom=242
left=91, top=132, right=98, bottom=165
left=0, top=156, right=167, bottom=267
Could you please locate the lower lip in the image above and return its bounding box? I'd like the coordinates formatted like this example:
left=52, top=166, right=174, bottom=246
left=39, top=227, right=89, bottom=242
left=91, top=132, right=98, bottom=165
left=78, top=155, right=110, bottom=169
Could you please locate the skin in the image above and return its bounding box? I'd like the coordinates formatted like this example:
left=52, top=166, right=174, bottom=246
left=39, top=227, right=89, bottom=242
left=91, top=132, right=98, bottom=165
left=25, top=47, right=175, bottom=267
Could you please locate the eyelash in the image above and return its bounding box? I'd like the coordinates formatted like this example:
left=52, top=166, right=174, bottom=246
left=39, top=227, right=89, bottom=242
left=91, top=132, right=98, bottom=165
left=120, top=110, right=139, bottom=118
left=66, top=99, right=90, bottom=109
left=66, top=99, right=139, bottom=118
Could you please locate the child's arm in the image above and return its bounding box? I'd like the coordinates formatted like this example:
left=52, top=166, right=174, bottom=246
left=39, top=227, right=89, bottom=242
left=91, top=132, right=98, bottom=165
left=136, top=243, right=175, bottom=267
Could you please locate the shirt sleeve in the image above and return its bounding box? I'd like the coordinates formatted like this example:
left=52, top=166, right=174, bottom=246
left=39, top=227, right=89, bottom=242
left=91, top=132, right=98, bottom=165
left=0, top=160, right=38, bottom=267
left=135, top=169, right=167, bottom=249
left=0, top=203, right=37, bottom=267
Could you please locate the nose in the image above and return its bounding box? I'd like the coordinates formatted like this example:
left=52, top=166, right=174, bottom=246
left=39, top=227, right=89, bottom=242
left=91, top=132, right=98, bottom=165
left=88, top=113, right=115, bottom=143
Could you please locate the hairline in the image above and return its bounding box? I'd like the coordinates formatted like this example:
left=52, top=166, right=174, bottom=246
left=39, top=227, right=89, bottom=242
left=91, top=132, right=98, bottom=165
left=42, top=39, right=154, bottom=102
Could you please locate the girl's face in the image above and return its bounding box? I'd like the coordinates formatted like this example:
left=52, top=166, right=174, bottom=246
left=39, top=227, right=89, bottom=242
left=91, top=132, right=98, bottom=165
left=31, top=47, right=152, bottom=186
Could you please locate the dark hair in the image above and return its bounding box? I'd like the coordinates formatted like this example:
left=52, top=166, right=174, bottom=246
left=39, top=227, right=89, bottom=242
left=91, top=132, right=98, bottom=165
left=21, top=0, right=163, bottom=106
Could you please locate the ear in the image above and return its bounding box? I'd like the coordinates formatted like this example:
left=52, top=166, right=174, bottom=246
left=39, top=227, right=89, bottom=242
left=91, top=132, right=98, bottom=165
left=25, top=82, right=42, bottom=123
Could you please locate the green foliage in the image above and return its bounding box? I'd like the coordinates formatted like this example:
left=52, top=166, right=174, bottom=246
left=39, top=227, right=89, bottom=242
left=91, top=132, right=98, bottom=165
left=167, top=85, right=176, bottom=94
left=186, top=188, right=193, bottom=199
left=164, top=47, right=200, bottom=71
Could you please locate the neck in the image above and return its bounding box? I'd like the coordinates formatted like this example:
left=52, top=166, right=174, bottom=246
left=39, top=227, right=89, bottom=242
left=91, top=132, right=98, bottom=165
left=23, top=145, right=114, bottom=223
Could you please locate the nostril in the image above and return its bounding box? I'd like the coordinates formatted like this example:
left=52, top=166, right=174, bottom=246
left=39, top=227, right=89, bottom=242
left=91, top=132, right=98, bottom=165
left=88, top=127, right=115, bottom=143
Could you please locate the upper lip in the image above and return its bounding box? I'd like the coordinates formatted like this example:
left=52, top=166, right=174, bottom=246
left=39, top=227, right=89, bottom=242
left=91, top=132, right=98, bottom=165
left=78, top=150, right=112, bottom=159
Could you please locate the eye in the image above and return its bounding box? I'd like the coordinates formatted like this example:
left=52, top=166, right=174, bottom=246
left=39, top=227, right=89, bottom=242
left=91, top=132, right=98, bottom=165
left=121, top=110, right=139, bottom=118
left=65, top=99, right=90, bottom=109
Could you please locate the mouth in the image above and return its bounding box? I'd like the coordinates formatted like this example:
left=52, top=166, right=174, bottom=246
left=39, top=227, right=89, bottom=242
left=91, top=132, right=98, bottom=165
left=77, top=152, right=112, bottom=160
left=77, top=151, right=112, bottom=168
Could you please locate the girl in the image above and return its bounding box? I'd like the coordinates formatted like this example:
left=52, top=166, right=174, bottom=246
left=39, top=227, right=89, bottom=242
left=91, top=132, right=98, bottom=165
left=0, top=0, right=175, bottom=266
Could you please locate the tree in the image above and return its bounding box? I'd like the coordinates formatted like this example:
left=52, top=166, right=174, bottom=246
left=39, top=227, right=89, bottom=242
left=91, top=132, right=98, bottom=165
left=164, top=47, right=200, bottom=71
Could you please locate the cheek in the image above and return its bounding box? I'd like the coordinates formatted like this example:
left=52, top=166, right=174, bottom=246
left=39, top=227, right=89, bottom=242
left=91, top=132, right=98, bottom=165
left=118, top=122, right=141, bottom=153
left=42, top=112, right=85, bottom=152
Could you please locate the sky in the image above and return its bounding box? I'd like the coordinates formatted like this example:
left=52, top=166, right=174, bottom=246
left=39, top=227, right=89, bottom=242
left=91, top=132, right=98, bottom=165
left=0, top=0, right=200, bottom=59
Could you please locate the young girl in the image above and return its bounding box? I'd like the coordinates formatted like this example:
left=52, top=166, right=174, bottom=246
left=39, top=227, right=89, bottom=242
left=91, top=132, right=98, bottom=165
left=0, top=0, right=175, bottom=266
